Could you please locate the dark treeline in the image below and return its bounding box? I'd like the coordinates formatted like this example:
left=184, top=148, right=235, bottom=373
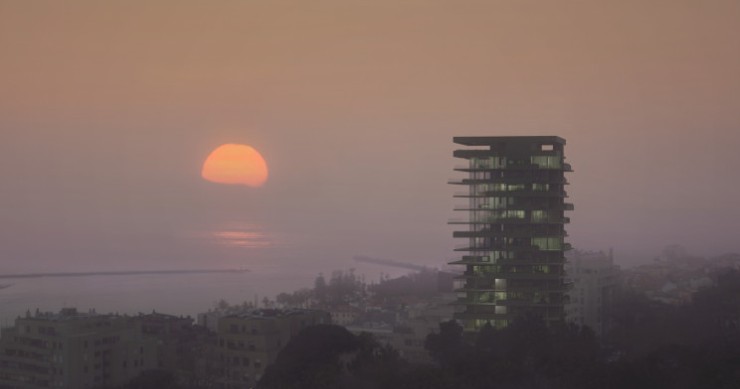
left=256, top=270, right=740, bottom=389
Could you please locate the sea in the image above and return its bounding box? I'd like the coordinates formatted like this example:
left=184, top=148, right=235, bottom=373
left=0, top=263, right=409, bottom=328
left=0, top=270, right=316, bottom=327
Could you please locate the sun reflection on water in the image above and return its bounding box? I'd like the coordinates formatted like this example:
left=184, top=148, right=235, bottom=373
left=211, top=230, right=272, bottom=248
left=198, top=222, right=275, bottom=249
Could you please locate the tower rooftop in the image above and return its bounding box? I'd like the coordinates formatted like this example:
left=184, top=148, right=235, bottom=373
left=453, top=136, right=566, bottom=146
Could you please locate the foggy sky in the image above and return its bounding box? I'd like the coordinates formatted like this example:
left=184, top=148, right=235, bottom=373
left=1, top=0, right=739, bottom=272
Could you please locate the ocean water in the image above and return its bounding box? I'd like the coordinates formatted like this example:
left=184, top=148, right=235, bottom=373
left=0, top=220, right=428, bottom=326
left=0, top=270, right=315, bottom=327
left=0, top=263, right=408, bottom=327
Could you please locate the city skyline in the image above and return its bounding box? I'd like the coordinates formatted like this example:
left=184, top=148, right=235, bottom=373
left=2, top=1, right=740, bottom=274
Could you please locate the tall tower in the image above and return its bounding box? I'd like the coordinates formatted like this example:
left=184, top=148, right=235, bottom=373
left=450, top=136, right=573, bottom=330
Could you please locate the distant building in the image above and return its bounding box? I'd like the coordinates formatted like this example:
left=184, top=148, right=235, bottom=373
left=211, top=308, right=330, bottom=388
left=0, top=308, right=156, bottom=389
left=132, top=312, right=214, bottom=386
left=389, top=293, right=456, bottom=364
left=328, top=306, right=361, bottom=326
left=565, top=250, right=620, bottom=336
left=450, top=136, right=573, bottom=330
left=197, top=302, right=256, bottom=333
left=197, top=309, right=224, bottom=333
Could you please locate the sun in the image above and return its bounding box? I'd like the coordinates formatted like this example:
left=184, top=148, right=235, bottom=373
left=201, top=144, right=269, bottom=187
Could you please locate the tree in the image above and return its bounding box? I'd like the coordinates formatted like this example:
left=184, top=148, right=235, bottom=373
left=425, top=320, right=466, bottom=369
left=257, top=325, right=359, bottom=389
left=121, top=369, right=179, bottom=389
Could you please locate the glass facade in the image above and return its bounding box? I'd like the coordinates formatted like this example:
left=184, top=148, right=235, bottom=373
left=451, top=137, right=573, bottom=330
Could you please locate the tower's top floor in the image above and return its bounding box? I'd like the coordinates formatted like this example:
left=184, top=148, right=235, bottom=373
left=454, top=136, right=565, bottom=147
left=453, top=136, right=567, bottom=161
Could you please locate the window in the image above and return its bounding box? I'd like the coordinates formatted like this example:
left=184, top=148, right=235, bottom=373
left=507, top=184, right=525, bottom=191
left=531, top=155, right=562, bottom=169
left=494, top=279, right=507, bottom=289
left=531, top=237, right=563, bottom=251
left=531, top=210, right=549, bottom=222
left=473, top=319, right=491, bottom=330
left=471, top=157, right=506, bottom=169
left=475, top=292, right=493, bottom=303
left=504, top=210, right=525, bottom=219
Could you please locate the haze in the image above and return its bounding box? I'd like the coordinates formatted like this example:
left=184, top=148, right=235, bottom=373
left=1, top=0, right=739, bottom=274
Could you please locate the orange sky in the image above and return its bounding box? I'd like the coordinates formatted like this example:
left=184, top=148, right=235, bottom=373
left=1, top=0, right=739, bottom=271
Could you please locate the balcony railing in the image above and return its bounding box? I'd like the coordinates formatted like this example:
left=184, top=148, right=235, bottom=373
left=449, top=257, right=565, bottom=266
left=456, top=271, right=564, bottom=280
left=453, top=230, right=568, bottom=239
left=449, top=217, right=570, bottom=225
left=453, top=190, right=568, bottom=198
left=448, top=177, right=568, bottom=185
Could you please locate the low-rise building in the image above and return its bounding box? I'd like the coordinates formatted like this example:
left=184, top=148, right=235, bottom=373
left=212, top=309, right=330, bottom=389
left=0, top=308, right=156, bottom=389
left=565, top=250, right=620, bottom=336
left=328, top=306, right=361, bottom=326
left=133, top=312, right=215, bottom=387
left=197, top=310, right=224, bottom=333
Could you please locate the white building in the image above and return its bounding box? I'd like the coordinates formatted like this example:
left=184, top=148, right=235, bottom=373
left=565, top=250, right=620, bottom=336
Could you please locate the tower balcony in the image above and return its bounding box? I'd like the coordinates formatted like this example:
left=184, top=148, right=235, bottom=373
left=454, top=298, right=564, bottom=308
left=454, top=283, right=570, bottom=293
left=449, top=257, right=565, bottom=266
left=448, top=177, right=569, bottom=185
left=454, top=243, right=541, bottom=252
left=452, top=161, right=572, bottom=173
left=453, top=230, right=567, bottom=239
left=448, top=217, right=570, bottom=225
left=453, top=163, right=540, bottom=172
left=453, top=203, right=574, bottom=212
left=455, top=271, right=564, bottom=280
left=453, top=190, right=568, bottom=198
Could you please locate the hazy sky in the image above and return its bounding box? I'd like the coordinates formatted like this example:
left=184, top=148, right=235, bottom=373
left=1, top=0, right=739, bottom=273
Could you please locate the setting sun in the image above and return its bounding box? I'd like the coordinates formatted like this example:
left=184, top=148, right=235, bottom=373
left=201, top=144, right=269, bottom=187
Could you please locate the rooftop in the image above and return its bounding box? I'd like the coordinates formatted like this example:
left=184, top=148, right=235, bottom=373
left=453, top=136, right=566, bottom=146
left=21, top=307, right=117, bottom=321
left=224, top=308, right=325, bottom=320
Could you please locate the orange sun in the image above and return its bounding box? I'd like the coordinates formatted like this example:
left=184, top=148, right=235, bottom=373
left=201, top=144, right=269, bottom=187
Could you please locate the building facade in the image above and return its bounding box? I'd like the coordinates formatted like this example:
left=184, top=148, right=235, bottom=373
left=212, top=309, right=330, bottom=389
left=0, top=308, right=156, bottom=389
left=564, top=250, right=621, bottom=336
left=132, top=312, right=215, bottom=386
left=450, top=136, right=573, bottom=330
